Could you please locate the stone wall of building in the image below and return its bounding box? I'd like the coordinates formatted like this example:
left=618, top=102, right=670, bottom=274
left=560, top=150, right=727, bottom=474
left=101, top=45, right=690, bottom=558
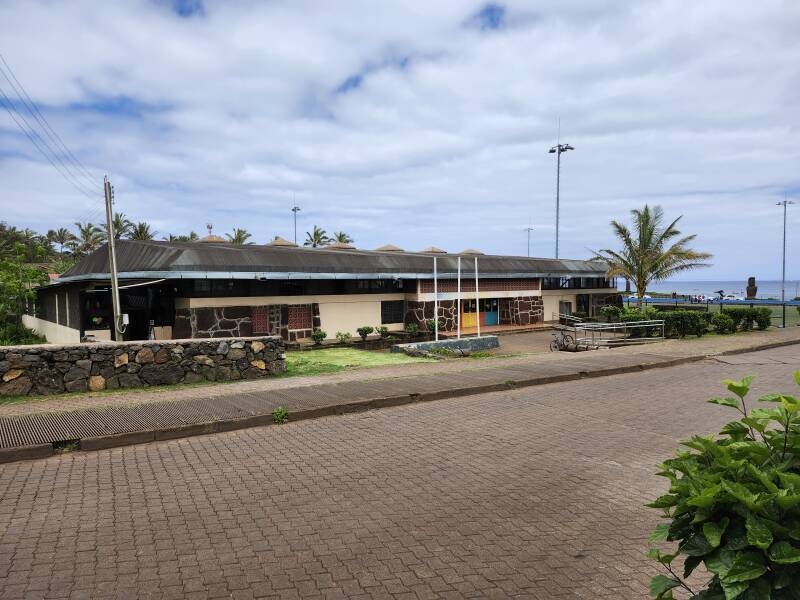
left=499, top=296, right=544, bottom=326
left=174, top=304, right=317, bottom=341
left=405, top=300, right=458, bottom=331
left=0, top=337, right=285, bottom=397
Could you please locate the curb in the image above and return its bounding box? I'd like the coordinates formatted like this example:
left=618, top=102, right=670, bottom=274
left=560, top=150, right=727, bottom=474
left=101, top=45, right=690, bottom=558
left=0, top=337, right=797, bottom=464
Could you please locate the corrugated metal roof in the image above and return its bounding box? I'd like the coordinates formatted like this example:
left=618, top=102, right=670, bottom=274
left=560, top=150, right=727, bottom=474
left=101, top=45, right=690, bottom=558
left=58, top=240, right=609, bottom=282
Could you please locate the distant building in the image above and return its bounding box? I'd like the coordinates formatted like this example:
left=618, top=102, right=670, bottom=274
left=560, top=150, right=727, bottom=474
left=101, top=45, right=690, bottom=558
left=25, top=240, right=621, bottom=343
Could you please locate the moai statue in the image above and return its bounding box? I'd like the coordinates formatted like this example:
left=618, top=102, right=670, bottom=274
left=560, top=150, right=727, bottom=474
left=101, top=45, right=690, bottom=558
left=746, top=277, right=758, bottom=300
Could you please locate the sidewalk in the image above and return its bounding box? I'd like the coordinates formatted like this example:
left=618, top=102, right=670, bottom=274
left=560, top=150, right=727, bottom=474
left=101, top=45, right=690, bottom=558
left=1, top=327, right=798, bottom=462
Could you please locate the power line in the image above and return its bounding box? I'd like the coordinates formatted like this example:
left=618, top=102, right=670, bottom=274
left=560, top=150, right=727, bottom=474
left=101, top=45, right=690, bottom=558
left=0, top=84, right=99, bottom=200
left=0, top=54, right=96, bottom=183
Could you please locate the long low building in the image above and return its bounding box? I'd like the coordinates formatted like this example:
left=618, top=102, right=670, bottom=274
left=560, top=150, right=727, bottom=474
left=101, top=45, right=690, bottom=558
left=26, top=238, right=621, bottom=343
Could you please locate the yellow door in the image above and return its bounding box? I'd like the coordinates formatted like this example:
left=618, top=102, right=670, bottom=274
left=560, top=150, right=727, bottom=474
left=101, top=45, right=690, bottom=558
left=461, top=299, right=477, bottom=327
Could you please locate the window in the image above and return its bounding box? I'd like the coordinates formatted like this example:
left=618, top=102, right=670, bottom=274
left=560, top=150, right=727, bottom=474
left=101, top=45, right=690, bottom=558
left=381, top=300, right=405, bottom=324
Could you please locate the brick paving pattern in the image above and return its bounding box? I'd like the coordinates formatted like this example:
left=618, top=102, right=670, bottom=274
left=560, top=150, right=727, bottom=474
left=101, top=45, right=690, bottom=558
left=0, top=346, right=798, bottom=599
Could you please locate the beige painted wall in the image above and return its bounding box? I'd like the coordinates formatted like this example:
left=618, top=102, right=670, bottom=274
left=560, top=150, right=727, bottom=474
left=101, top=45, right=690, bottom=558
left=318, top=301, right=403, bottom=336
left=22, top=314, right=81, bottom=344
left=177, top=293, right=405, bottom=336
left=540, top=292, right=578, bottom=321
left=177, top=293, right=406, bottom=309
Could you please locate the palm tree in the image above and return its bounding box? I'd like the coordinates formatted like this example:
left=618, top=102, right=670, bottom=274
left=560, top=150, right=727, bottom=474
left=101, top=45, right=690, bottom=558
left=102, top=212, right=133, bottom=240
left=332, top=231, right=353, bottom=244
left=226, top=228, right=253, bottom=244
left=304, top=225, right=330, bottom=248
left=130, top=222, right=156, bottom=240
left=47, top=228, right=77, bottom=255
left=73, top=222, right=103, bottom=255
left=594, top=205, right=712, bottom=308
left=163, top=231, right=199, bottom=242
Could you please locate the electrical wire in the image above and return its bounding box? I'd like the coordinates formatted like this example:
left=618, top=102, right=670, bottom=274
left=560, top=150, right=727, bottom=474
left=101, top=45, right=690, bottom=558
left=0, top=84, right=100, bottom=200
left=0, top=54, right=96, bottom=183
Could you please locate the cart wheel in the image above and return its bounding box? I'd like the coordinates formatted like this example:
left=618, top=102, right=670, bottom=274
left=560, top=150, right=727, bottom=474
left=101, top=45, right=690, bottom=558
left=562, top=334, right=575, bottom=346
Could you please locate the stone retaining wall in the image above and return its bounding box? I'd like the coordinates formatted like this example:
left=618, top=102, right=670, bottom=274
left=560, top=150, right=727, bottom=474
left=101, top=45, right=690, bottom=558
left=0, top=337, right=285, bottom=397
left=391, top=335, right=500, bottom=354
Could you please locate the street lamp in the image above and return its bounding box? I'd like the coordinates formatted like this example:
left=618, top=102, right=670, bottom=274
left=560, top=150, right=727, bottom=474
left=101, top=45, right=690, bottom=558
left=524, top=225, right=533, bottom=257
left=291, top=205, right=301, bottom=245
left=548, top=143, right=574, bottom=259
left=777, top=198, right=795, bottom=327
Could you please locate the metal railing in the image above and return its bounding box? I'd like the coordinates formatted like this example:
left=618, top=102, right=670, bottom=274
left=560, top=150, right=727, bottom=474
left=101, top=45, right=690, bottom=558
left=551, top=313, right=665, bottom=347
left=573, top=319, right=665, bottom=347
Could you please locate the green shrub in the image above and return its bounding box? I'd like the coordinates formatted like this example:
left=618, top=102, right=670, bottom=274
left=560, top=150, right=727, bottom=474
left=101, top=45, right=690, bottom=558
left=0, top=324, right=46, bottom=346
left=710, top=312, right=735, bottom=334
left=310, top=328, right=327, bottom=345
left=335, top=331, right=352, bottom=345
left=572, top=310, right=588, bottom=320
left=600, top=305, right=622, bottom=322
left=646, top=371, right=800, bottom=599
left=425, top=319, right=442, bottom=333
left=662, top=310, right=706, bottom=338
left=376, top=326, right=390, bottom=339
left=404, top=322, right=420, bottom=336
left=754, top=308, right=772, bottom=331
left=724, top=307, right=756, bottom=331
left=271, top=406, right=289, bottom=424
left=356, top=326, right=374, bottom=341
left=622, top=308, right=661, bottom=338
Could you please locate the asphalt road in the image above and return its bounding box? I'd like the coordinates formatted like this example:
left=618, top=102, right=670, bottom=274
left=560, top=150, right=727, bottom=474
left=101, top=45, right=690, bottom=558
left=0, top=346, right=797, bottom=599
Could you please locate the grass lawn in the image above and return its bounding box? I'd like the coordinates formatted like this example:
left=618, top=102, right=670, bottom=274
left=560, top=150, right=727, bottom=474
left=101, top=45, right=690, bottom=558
left=283, top=347, right=433, bottom=377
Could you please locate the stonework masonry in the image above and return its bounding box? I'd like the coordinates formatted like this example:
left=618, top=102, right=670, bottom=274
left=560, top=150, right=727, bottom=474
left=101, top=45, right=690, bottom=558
left=500, top=296, right=544, bottom=326
left=0, top=336, right=285, bottom=397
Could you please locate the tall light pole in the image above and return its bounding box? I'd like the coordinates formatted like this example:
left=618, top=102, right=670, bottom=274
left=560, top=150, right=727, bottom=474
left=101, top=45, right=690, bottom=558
left=777, top=197, right=794, bottom=327
left=548, top=143, right=574, bottom=259
left=291, top=205, right=301, bottom=245
left=524, top=225, right=533, bottom=257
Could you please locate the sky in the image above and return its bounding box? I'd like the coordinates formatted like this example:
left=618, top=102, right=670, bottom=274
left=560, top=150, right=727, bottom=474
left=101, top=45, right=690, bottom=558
left=0, top=0, right=798, bottom=281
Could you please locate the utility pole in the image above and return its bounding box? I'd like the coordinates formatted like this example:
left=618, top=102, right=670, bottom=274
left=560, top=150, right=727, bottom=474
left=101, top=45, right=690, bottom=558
left=524, top=225, right=534, bottom=257
left=291, top=205, right=301, bottom=245
left=104, top=176, right=123, bottom=341
left=777, top=196, right=795, bottom=328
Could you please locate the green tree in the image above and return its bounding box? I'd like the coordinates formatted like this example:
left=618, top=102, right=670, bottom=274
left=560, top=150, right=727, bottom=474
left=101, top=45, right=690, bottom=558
left=0, top=243, right=48, bottom=327
left=304, top=225, right=330, bottom=248
left=103, top=212, right=134, bottom=240
left=73, top=222, right=103, bottom=255
left=594, top=205, right=711, bottom=309
left=47, top=227, right=76, bottom=255
left=130, top=222, right=156, bottom=240
left=332, top=231, right=353, bottom=244
left=226, top=228, right=253, bottom=244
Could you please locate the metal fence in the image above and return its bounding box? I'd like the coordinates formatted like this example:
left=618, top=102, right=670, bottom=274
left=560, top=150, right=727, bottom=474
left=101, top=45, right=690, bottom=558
left=623, top=297, right=800, bottom=328
left=552, top=313, right=665, bottom=347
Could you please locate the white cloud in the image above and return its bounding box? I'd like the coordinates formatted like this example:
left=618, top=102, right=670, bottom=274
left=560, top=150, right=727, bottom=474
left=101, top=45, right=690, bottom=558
left=0, top=0, right=798, bottom=279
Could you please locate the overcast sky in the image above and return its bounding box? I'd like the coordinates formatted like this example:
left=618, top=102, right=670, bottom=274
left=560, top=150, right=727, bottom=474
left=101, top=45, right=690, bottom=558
left=1, top=0, right=798, bottom=280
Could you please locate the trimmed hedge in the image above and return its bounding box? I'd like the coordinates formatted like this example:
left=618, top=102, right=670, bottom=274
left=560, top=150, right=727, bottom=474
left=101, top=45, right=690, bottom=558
left=723, top=307, right=772, bottom=331
left=661, top=310, right=705, bottom=338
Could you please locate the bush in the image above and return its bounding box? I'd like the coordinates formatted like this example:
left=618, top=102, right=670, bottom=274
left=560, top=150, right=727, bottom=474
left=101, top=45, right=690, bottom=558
left=724, top=307, right=756, bottom=331
left=0, top=324, right=46, bottom=346
left=710, top=312, right=735, bottom=334
left=754, top=307, right=772, bottom=331
left=310, top=328, right=327, bottom=345
left=425, top=319, right=443, bottom=333
left=621, top=308, right=661, bottom=338
left=404, top=322, right=420, bottom=336
left=646, top=371, right=800, bottom=599
left=271, top=406, right=289, bottom=424
left=662, top=310, right=706, bottom=338
left=376, top=326, right=390, bottom=339
left=335, top=331, right=352, bottom=345
left=356, top=326, right=374, bottom=341
left=600, top=305, right=622, bottom=322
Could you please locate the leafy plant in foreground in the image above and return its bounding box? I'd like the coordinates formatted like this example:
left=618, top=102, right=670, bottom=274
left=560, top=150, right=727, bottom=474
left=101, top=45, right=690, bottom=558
left=271, top=406, right=289, bottom=424
left=647, top=370, right=800, bottom=599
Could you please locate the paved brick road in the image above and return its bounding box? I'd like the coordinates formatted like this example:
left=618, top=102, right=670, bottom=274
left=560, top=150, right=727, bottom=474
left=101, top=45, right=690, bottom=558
left=0, top=346, right=797, bottom=599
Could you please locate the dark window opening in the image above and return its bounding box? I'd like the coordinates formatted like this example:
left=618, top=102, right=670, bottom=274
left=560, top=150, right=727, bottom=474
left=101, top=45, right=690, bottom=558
left=381, top=300, right=405, bottom=324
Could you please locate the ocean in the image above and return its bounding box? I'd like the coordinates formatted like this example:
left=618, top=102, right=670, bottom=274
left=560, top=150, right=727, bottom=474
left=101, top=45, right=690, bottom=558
left=616, top=280, right=800, bottom=300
